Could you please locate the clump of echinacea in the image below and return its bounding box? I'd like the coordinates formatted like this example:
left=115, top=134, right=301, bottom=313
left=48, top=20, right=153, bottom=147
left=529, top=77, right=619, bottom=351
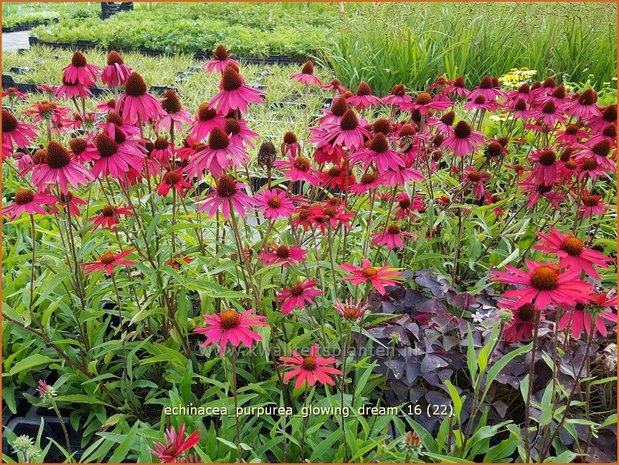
left=193, top=308, right=266, bottom=354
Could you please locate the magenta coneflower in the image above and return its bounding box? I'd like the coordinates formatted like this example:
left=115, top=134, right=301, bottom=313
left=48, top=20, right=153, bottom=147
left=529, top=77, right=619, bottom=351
left=280, top=344, right=342, bottom=389
left=290, top=61, right=322, bottom=87
left=2, top=86, right=27, bottom=100
left=564, top=89, right=601, bottom=120
left=89, top=204, right=133, bottom=230
left=31, top=141, right=93, bottom=194
left=82, top=250, right=135, bottom=276
left=149, top=136, right=174, bottom=167
left=276, top=279, right=322, bottom=315
left=274, top=154, right=320, bottom=184
left=322, top=78, right=346, bottom=95
left=259, top=244, right=307, bottom=268
left=349, top=170, right=383, bottom=195
left=578, top=191, right=606, bottom=218
left=116, top=72, right=165, bottom=124
left=68, top=137, right=99, bottom=164
left=224, top=117, right=258, bottom=148
left=62, top=51, right=99, bottom=87
left=350, top=132, right=404, bottom=172
left=157, top=89, right=193, bottom=133
left=2, top=188, right=57, bottom=220
left=2, top=109, right=38, bottom=150
left=156, top=169, right=192, bottom=197
left=209, top=66, right=265, bottom=115
left=319, top=109, right=370, bottom=151
left=556, top=124, right=588, bottom=145
left=468, top=76, right=503, bottom=101
left=197, top=174, right=253, bottom=219
left=101, top=51, right=131, bottom=88
left=381, top=84, right=412, bottom=110
left=319, top=163, right=356, bottom=190
left=254, top=188, right=295, bottom=220
left=491, top=260, right=592, bottom=310
left=194, top=308, right=266, bottom=353
left=148, top=424, right=201, bottom=463
left=348, top=82, right=381, bottom=110
left=533, top=100, right=565, bottom=127
left=318, top=96, right=349, bottom=125
left=403, top=92, right=452, bottom=114
left=465, top=94, right=498, bottom=112
left=500, top=302, right=540, bottom=343
left=91, top=129, right=146, bottom=180
left=534, top=228, right=611, bottom=279
left=55, top=79, right=91, bottom=100
left=203, top=44, right=238, bottom=74
left=573, top=139, right=615, bottom=172
left=559, top=293, right=617, bottom=339
left=372, top=224, right=407, bottom=250
left=442, top=120, right=484, bottom=157
left=281, top=131, right=301, bottom=158
left=334, top=299, right=369, bottom=320
left=442, top=76, right=470, bottom=98
left=186, top=127, right=247, bottom=177
left=50, top=191, right=87, bottom=216
left=464, top=168, right=491, bottom=201
left=341, top=258, right=402, bottom=295
left=189, top=103, right=226, bottom=141
left=529, top=149, right=558, bottom=185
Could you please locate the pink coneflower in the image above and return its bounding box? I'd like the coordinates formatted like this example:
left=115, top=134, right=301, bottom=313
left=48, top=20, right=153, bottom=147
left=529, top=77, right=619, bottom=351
left=89, top=204, right=133, bottom=230
left=156, top=169, right=192, bottom=196
left=188, top=103, right=226, bottom=141
left=150, top=136, right=174, bottom=166
left=507, top=83, right=532, bottom=103
left=62, top=51, right=99, bottom=87
left=442, top=120, right=483, bottom=157
left=468, top=76, right=503, bottom=101
left=573, top=139, right=615, bottom=172
left=381, top=160, right=424, bottom=186
left=31, top=141, right=93, bottom=194
left=101, top=51, right=131, bottom=88
left=529, top=149, right=558, bottom=185
left=510, top=98, right=532, bottom=121
left=322, top=78, right=346, bottom=95
left=556, top=124, right=588, bottom=145
left=575, top=156, right=609, bottom=182
left=280, top=343, right=342, bottom=389
left=564, top=89, right=601, bottom=120
left=2, top=109, right=38, bottom=151
left=349, top=170, right=383, bottom=195
left=534, top=228, right=611, bottom=279
left=209, top=66, right=265, bottom=115
left=558, top=298, right=616, bottom=339
left=318, top=109, right=370, bottom=151
left=281, top=131, right=301, bottom=158
left=348, top=82, right=381, bottom=110
left=372, top=224, right=407, bottom=250
left=157, top=89, right=193, bottom=133
left=51, top=191, right=87, bottom=216
left=23, top=100, right=70, bottom=125
left=334, top=299, right=369, bottom=320
left=194, top=308, right=266, bottom=353
left=2, top=86, right=27, bottom=100
left=68, top=137, right=98, bottom=164
left=116, top=72, right=165, bottom=124
left=464, top=168, right=491, bottom=200
left=403, top=92, right=452, bottom=114
left=224, top=117, right=258, bottom=148
left=441, top=76, right=469, bottom=98
left=578, top=191, right=606, bottom=218
left=276, top=279, right=322, bottom=315
left=587, top=104, right=617, bottom=132
left=319, top=163, right=355, bottom=190
left=259, top=244, right=307, bottom=268
left=274, top=154, right=320, bottom=184
left=491, top=260, right=592, bottom=310
left=55, top=78, right=91, bottom=100
left=82, top=250, right=135, bottom=276
left=500, top=303, right=540, bottom=343
left=2, top=188, right=57, bottom=220
left=203, top=44, right=238, bottom=74
left=254, top=188, right=295, bottom=220
left=534, top=100, right=565, bottom=127
left=587, top=123, right=616, bottom=146
left=197, top=174, right=253, bottom=219
left=465, top=94, right=498, bottom=112
left=291, top=61, right=322, bottom=86
left=341, top=258, right=402, bottom=295
left=350, top=132, right=404, bottom=172
left=316, top=203, right=354, bottom=231
left=36, top=84, right=58, bottom=95
left=381, top=84, right=412, bottom=110
left=186, top=127, right=247, bottom=177
left=148, top=424, right=201, bottom=463
left=91, top=130, right=146, bottom=180
left=318, top=97, right=349, bottom=125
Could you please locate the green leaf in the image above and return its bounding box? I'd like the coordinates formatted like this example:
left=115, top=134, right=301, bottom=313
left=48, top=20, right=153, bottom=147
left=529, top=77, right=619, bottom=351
left=7, top=354, right=54, bottom=376
left=108, top=422, right=139, bottom=463
left=466, top=325, right=477, bottom=383
left=483, top=343, right=532, bottom=402
left=539, top=384, right=554, bottom=426
left=444, top=380, right=463, bottom=425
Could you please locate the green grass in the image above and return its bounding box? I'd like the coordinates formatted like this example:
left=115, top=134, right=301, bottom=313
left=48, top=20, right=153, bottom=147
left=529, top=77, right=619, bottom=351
left=320, top=2, right=618, bottom=94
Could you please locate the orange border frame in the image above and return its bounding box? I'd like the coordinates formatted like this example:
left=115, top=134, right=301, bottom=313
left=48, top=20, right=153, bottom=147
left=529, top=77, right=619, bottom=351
left=0, top=0, right=617, bottom=464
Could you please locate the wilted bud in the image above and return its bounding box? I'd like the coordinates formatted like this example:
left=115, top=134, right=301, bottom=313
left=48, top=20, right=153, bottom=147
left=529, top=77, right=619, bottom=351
left=257, top=141, right=277, bottom=170
left=400, top=430, right=423, bottom=454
